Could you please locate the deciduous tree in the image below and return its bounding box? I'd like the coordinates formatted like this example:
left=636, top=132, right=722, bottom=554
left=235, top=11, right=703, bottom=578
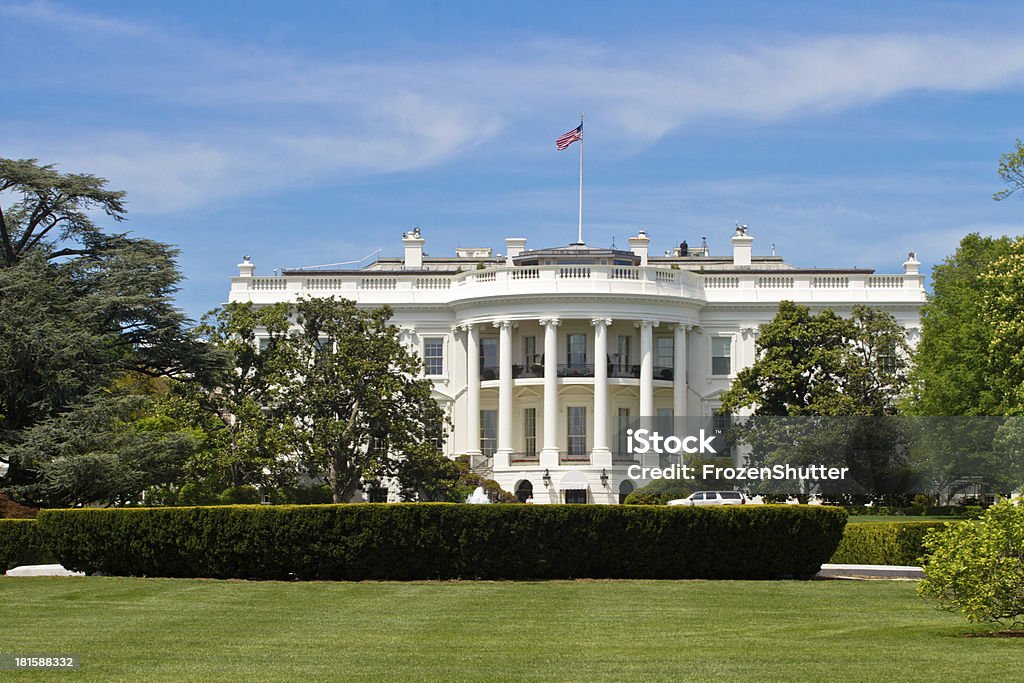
left=282, top=297, right=449, bottom=503
left=903, top=233, right=1013, bottom=416
left=994, top=138, right=1024, bottom=202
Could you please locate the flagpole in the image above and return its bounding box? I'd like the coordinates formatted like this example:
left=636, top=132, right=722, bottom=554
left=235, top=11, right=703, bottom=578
left=578, top=112, right=584, bottom=244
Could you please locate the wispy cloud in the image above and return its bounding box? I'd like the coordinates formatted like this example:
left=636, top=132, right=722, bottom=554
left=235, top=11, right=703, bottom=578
left=0, top=0, right=151, bottom=37
left=5, top=2, right=1024, bottom=213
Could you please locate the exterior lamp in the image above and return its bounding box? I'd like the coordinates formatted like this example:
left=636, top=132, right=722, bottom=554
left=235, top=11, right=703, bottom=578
left=600, top=469, right=609, bottom=486
left=542, top=469, right=551, bottom=486
left=0, top=458, right=8, bottom=478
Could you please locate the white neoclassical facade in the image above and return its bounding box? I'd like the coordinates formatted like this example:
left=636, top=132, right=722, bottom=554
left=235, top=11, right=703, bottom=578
left=228, top=227, right=925, bottom=504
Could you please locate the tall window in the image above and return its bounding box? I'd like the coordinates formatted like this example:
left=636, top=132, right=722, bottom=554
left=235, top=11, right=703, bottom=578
left=480, top=338, right=498, bottom=379
left=567, top=406, right=587, bottom=456
left=480, top=410, right=497, bottom=456
left=712, top=337, right=732, bottom=376
left=523, top=407, right=537, bottom=456
left=878, top=341, right=898, bottom=375
left=523, top=335, right=537, bottom=365
left=616, top=335, right=632, bottom=371
left=423, top=337, right=444, bottom=376
left=655, top=336, right=673, bottom=378
left=616, top=407, right=632, bottom=456
left=657, top=407, right=674, bottom=435
left=567, top=334, right=587, bottom=366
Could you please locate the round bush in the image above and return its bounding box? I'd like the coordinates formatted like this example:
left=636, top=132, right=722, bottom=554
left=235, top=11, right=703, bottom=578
left=918, top=499, right=1024, bottom=626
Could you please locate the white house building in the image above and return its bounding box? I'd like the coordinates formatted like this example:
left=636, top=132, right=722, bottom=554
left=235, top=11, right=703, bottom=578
left=227, top=227, right=925, bottom=504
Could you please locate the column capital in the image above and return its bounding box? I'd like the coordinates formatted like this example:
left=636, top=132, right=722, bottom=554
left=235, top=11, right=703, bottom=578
left=539, top=318, right=561, bottom=327
left=492, top=320, right=515, bottom=330
left=590, top=317, right=612, bottom=327
left=634, top=319, right=660, bottom=329
left=740, top=326, right=759, bottom=339
left=671, top=322, right=694, bottom=331
left=457, top=322, right=476, bottom=333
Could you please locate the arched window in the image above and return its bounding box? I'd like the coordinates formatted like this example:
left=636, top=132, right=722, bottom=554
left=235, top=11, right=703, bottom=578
left=618, top=479, right=634, bottom=505
left=515, top=480, right=534, bottom=503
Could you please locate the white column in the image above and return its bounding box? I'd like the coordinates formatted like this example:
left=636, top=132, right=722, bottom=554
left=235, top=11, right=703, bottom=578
left=540, top=318, right=560, bottom=466
left=673, top=324, right=688, bottom=419
left=495, top=320, right=513, bottom=465
left=591, top=318, right=611, bottom=466
left=638, top=320, right=658, bottom=427
left=465, top=323, right=481, bottom=456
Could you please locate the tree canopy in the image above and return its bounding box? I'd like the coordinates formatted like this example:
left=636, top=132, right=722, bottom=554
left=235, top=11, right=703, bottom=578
left=994, top=139, right=1024, bottom=202
left=903, top=233, right=1014, bottom=416
left=0, top=158, right=223, bottom=505
left=719, top=301, right=910, bottom=417
left=980, top=237, right=1024, bottom=415
left=282, top=297, right=449, bottom=503
left=0, top=158, right=127, bottom=266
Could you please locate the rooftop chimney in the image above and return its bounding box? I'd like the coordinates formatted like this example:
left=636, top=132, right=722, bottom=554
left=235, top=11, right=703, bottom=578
left=903, top=251, right=920, bottom=276
left=237, top=255, right=254, bottom=277
left=731, top=225, right=753, bottom=267
left=628, top=230, right=650, bottom=266
left=505, top=237, right=527, bottom=265
left=403, top=227, right=425, bottom=269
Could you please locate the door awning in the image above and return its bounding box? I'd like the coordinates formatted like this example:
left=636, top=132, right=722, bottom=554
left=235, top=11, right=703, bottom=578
left=557, top=470, right=590, bottom=490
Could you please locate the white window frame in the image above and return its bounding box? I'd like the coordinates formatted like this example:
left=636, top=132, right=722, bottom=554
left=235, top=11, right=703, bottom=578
left=711, top=336, right=733, bottom=377
left=422, top=336, right=445, bottom=377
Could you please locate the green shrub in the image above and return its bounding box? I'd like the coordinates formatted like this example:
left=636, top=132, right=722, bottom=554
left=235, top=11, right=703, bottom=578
left=0, top=519, right=55, bottom=571
left=270, top=485, right=334, bottom=505
left=830, top=521, right=952, bottom=565
left=623, top=479, right=694, bottom=505
left=623, top=492, right=663, bottom=505
left=37, top=504, right=847, bottom=581
left=219, top=486, right=261, bottom=505
left=918, top=500, right=1024, bottom=626
left=177, top=482, right=220, bottom=506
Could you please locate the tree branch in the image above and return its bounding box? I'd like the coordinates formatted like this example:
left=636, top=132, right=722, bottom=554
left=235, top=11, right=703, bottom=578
left=0, top=203, right=15, bottom=265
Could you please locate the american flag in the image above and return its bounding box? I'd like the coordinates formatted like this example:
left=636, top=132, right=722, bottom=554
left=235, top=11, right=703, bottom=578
left=555, top=124, right=583, bottom=150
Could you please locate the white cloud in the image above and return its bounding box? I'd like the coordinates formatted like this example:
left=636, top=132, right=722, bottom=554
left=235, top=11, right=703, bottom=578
left=5, top=3, right=1024, bottom=213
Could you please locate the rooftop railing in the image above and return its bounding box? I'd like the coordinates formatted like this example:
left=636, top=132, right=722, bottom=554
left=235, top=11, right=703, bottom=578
left=233, top=263, right=924, bottom=304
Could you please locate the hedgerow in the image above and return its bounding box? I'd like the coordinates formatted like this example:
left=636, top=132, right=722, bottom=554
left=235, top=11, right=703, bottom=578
left=37, top=504, right=847, bottom=581
left=0, top=519, right=55, bottom=571
left=829, top=520, right=952, bottom=566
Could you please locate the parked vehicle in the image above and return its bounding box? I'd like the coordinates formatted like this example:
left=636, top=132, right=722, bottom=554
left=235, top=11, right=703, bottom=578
left=667, top=491, right=746, bottom=506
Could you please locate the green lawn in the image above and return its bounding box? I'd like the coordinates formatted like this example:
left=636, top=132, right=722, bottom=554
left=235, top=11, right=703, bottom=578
left=0, top=577, right=1017, bottom=682
left=845, top=515, right=962, bottom=523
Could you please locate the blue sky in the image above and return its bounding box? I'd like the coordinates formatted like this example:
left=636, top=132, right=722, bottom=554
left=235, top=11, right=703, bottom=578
left=3, top=0, right=1024, bottom=318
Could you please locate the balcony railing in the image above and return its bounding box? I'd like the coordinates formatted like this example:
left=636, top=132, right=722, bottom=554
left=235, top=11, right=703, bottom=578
left=609, top=364, right=639, bottom=378
left=557, top=363, right=594, bottom=378
left=480, top=363, right=676, bottom=381
left=559, top=452, right=591, bottom=465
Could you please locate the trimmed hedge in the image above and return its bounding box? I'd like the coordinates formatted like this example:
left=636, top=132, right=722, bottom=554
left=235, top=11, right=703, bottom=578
left=842, top=505, right=982, bottom=518
left=0, top=519, right=55, bottom=571
left=37, top=504, right=848, bottom=581
left=829, top=521, right=955, bottom=566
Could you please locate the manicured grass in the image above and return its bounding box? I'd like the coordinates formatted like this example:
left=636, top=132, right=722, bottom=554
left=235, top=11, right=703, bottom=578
left=846, top=515, right=961, bottom=524
left=1, top=578, right=1018, bottom=682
